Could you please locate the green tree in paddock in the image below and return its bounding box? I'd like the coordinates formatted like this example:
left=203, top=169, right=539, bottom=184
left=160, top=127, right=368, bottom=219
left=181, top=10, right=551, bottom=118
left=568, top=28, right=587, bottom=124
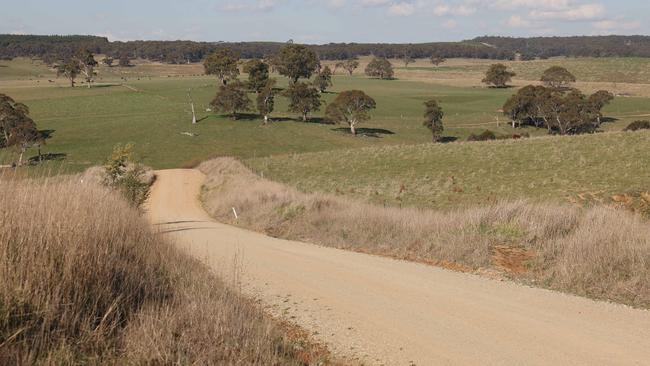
left=313, top=66, right=333, bottom=93
left=56, top=59, right=81, bottom=87
left=285, top=82, right=321, bottom=122
left=482, top=64, right=515, bottom=88
left=277, top=44, right=319, bottom=83
left=257, top=79, right=277, bottom=125
left=401, top=53, right=414, bottom=68
left=78, top=50, right=98, bottom=88
left=341, top=58, right=360, bottom=76
left=588, top=90, right=614, bottom=125
left=423, top=100, right=444, bottom=142
left=204, top=48, right=240, bottom=85
left=326, top=90, right=376, bottom=135
left=0, top=94, right=41, bottom=165
left=430, top=55, right=446, bottom=67
left=210, top=81, right=252, bottom=120
left=541, top=66, right=576, bottom=89
left=365, top=57, right=394, bottom=80
left=244, top=59, right=270, bottom=93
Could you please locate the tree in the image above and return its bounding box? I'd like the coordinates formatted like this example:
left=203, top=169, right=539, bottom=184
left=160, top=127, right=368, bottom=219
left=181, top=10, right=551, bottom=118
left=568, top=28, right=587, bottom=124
left=118, top=54, right=131, bottom=67
left=423, top=100, right=444, bottom=142
left=103, top=143, right=151, bottom=208
left=482, top=64, right=515, bottom=88
left=78, top=50, right=98, bottom=88
left=204, top=48, right=240, bottom=85
left=325, top=90, right=376, bottom=135
left=588, top=90, right=614, bottom=125
left=56, top=59, right=81, bottom=87
left=0, top=94, right=40, bottom=165
left=103, top=56, right=114, bottom=67
left=430, top=55, right=446, bottom=67
left=503, top=85, right=611, bottom=134
left=401, top=54, right=414, bottom=68
left=277, top=44, right=320, bottom=83
left=502, top=85, right=551, bottom=128
left=365, top=57, right=394, bottom=80
left=541, top=66, right=576, bottom=89
left=210, top=81, right=252, bottom=119
left=264, top=54, right=280, bottom=73
left=341, top=58, right=360, bottom=76
left=313, top=66, right=333, bottom=93
left=256, top=79, right=277, bottom=125
left=243, top=59, right=269, bottom=93
left=285, top=82, right=321, bottom=121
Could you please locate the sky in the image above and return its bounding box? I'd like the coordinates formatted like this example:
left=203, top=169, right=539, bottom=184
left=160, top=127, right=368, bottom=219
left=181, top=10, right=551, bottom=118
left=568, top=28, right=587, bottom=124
left=1, top=0, right=648, bottom=44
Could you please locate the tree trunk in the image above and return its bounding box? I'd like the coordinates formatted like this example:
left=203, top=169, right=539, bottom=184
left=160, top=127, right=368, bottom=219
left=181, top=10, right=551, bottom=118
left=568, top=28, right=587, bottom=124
left=302, top=113, right=308, bottom=122
left=264, top=115, right=269, bottom=125
left=18, top=148, right=24, bottom=167
left=350, top=121, right=356, bottom=135
left=70, top=78, right=75, bottom=87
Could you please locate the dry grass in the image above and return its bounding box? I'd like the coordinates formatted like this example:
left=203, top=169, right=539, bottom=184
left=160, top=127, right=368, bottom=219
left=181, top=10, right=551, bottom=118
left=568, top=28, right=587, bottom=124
left=199, top=158, right=650, bottom=308
left=0, top=173, right=331, bottom=365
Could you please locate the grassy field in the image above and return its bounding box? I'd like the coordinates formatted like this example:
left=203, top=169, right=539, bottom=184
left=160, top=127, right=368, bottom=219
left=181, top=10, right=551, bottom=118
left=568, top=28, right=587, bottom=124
left=246, top=131, right=650, bottom=210
left=1, top=57, right=650, bottom=171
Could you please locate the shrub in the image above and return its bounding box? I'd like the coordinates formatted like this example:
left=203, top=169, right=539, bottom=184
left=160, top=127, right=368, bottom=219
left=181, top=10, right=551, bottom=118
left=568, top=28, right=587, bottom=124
left=467, top=130, right=497, bottom=141
left=624, top=120, right=650, bottom=131
left=103, top=143, right=153, bottom=208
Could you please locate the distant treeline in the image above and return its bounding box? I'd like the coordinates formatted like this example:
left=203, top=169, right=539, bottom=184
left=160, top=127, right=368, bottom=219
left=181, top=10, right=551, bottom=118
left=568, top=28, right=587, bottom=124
left=474, top=35, right=650, bottom=59
left=3, top=34, right=650, bottom=64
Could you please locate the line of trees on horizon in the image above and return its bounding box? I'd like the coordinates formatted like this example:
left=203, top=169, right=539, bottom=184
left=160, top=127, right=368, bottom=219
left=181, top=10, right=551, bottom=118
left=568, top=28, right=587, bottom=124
left=6, top=34, right=650, bottom=65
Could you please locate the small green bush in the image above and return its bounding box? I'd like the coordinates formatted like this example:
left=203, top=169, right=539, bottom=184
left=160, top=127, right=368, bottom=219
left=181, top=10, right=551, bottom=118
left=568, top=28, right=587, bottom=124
left=467, top=130, right=497, bottom=142
left=103, top=143, right=152, bottom=208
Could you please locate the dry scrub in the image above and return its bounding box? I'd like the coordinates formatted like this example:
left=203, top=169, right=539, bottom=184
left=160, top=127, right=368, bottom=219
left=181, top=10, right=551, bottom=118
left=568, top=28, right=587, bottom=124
left=0, top=173, right=330, bottom=365
left=199, top=158, right=650, bottom=308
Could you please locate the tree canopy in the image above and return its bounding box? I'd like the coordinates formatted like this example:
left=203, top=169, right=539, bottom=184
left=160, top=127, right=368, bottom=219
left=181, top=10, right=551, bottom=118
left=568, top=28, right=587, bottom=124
left=423, top=100, right=444, bottom=142
left=325, top=90, right=376, bottom=135
left=284, top=82, right=321, bottom=121
left=430, top=55, right=446, bottom=66
left=541, top=66, right=576, bottom=89
left=503, top=85, right=613, bottom=134
left=204, top=48, right=240, bottom=85
left=277, top=44, right=320, bottom=83
left=56, top=59, right=81, bottom=87
left=210, top=81, right=252, bottom=119
left=244, top=59, right=270, bottom=93
left=77, top=50, right=98, bottom=88
left=0, top=93, right=41, bottom=165
left=256, top=79, right=277, bottom=124
left=482, top=64, right=515, bottom=88
left=365, top=57, right=394, bottom=80
left=313, top=66, right=333, bottom=93
left=340, top=58, right=360, bottom=76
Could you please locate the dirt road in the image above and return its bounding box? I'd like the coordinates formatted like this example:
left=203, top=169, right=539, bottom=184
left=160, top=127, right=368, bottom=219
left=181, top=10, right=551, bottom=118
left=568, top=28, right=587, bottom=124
left=147, top=169, right=650, bottom=365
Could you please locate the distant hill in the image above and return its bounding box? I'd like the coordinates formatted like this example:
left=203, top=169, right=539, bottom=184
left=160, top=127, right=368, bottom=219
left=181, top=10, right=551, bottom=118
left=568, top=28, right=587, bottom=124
left=2, top=34, right=650, bottom=64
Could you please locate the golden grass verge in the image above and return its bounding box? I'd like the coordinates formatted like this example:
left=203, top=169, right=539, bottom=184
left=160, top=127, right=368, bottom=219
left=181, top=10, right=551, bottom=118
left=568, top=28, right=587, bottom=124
left=0, top=173, right=333, bottom=365
left=199, top=157, right=650, bottom=308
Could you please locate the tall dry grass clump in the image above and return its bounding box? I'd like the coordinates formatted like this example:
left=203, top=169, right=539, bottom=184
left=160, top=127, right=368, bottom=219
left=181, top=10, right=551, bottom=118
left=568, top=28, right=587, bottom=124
left=199, top=158, right=650, bottom=308
left=0, top=174, right=329, bottom=365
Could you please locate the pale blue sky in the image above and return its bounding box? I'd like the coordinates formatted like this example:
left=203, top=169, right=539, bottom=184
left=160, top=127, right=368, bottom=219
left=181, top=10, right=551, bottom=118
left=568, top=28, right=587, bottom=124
left=1, top=0, right=648, bottom=43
